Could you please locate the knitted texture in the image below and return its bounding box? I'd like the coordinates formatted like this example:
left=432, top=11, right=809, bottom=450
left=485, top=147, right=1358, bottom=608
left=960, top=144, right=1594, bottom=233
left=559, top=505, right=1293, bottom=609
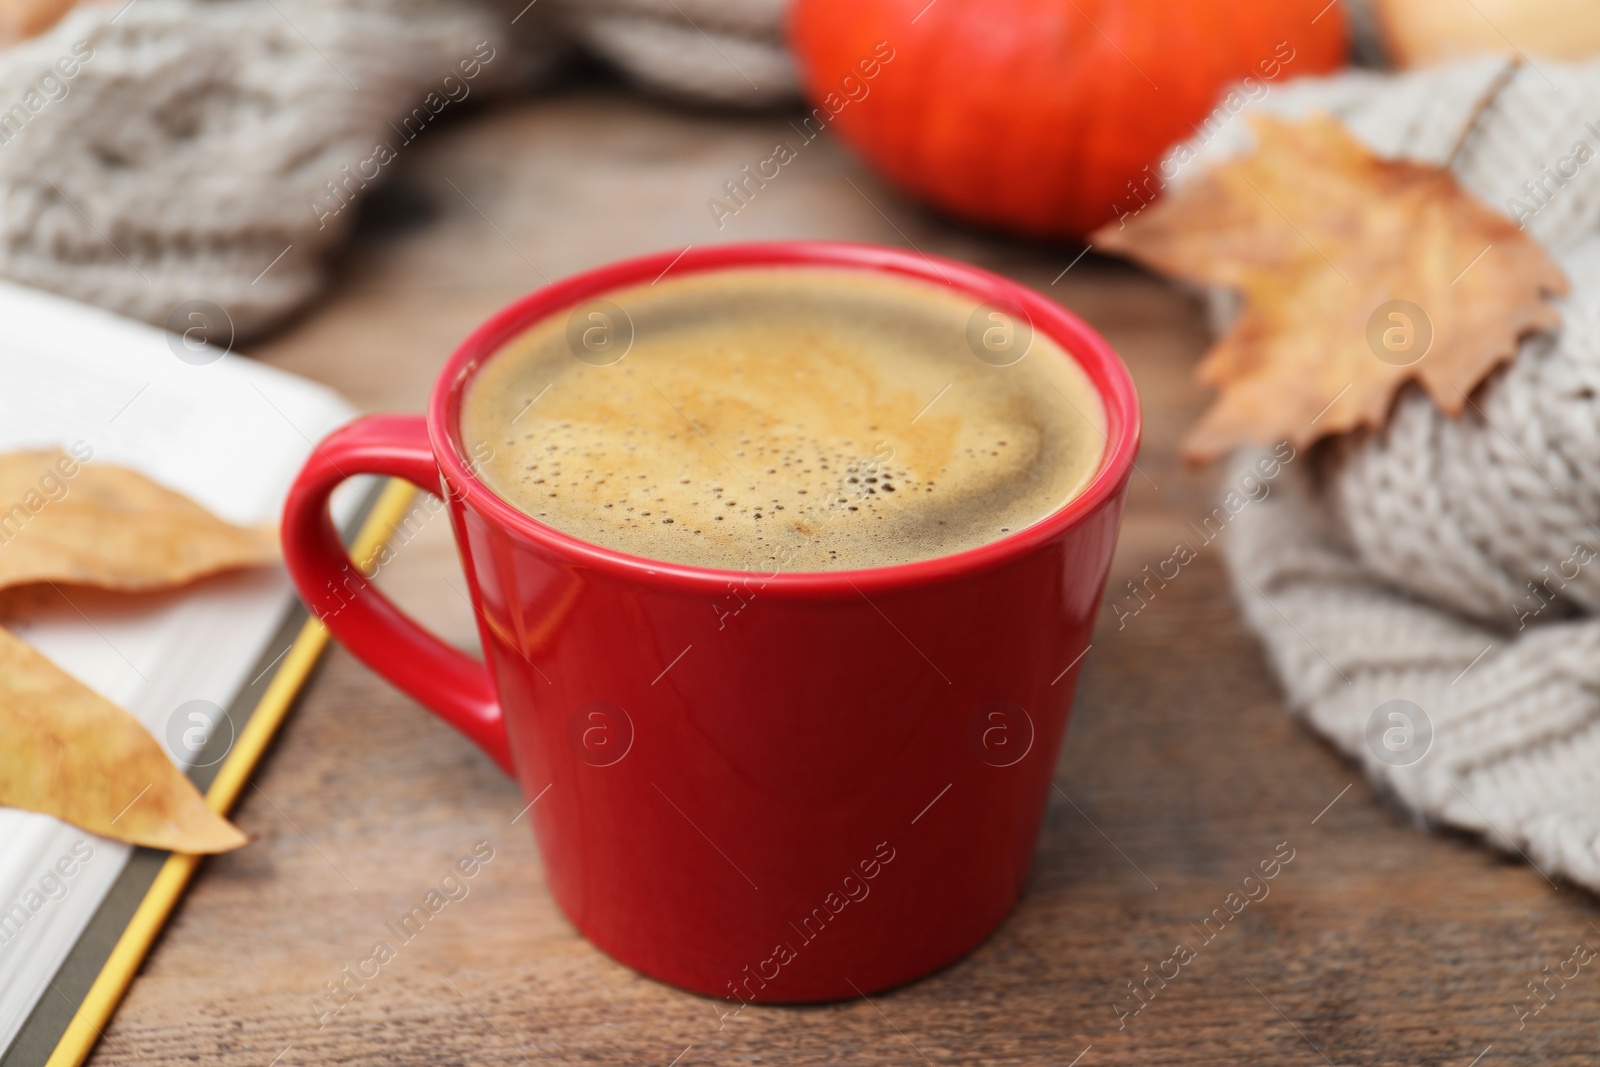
left=1179, top=57, right=1600, bottom=891
left=553, top=0, right=796, bottom=107
left=0, top=0, right=792, bottom=341
left=0, top=0, right=541, bottom=339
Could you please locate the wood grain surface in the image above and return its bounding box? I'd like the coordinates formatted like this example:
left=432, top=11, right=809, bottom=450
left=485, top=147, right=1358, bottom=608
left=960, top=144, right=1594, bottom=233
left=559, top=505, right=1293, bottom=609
left=87, top=89, right=1600, bottom=1066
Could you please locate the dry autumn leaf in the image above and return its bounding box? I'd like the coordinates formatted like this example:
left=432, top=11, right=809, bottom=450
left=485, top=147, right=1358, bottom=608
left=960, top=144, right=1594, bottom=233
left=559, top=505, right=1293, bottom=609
left=0, top=626, right=247, bottom=853
left=0, top=449, right=278, bottom=592
left=1092, top=112, right=1569, bottom=462
left=0, top=449, right=275, bottom=851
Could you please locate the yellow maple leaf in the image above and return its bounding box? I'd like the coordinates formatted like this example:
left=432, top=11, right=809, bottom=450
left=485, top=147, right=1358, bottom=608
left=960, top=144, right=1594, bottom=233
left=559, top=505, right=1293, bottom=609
left=1093, top=112, right=1569, bottom=462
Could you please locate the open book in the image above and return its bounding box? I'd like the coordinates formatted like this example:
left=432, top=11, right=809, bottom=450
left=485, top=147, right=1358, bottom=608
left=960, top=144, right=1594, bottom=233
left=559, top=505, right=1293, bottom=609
left=0, top=284, right=364, bottom=1062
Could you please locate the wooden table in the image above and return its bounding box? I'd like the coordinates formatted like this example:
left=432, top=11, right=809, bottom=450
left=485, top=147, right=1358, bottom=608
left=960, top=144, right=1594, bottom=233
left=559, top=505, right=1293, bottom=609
left=92, top=90, right=1600, bottom=1066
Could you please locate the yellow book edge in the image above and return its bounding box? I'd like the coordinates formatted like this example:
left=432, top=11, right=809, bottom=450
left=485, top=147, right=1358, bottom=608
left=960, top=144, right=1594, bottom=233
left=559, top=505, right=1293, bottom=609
left=43, top=477, right=416, bottom=1067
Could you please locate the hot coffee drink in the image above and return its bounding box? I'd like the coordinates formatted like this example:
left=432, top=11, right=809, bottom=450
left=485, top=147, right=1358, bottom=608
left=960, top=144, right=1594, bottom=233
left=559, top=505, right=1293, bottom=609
left=462, top=267, right=1105, bottom=572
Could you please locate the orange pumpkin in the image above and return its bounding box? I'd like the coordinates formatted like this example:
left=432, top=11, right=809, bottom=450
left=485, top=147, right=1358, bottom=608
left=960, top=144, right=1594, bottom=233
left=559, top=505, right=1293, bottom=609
left=790, top=0, right=1349, bottom=238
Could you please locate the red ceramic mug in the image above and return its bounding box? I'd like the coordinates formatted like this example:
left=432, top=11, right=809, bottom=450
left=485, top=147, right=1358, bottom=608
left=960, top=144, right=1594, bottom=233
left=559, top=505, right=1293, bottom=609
left=281, top=241, right=1139, bottom=1003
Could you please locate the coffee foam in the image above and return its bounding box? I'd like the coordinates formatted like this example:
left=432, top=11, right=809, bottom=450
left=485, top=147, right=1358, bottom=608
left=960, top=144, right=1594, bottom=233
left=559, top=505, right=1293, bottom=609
left=462, top=267, right=1106, bottom=572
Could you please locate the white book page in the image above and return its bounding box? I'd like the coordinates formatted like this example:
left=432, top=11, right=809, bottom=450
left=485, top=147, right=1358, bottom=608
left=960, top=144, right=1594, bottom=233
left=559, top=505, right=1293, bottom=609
left=0, top=282, right=360, bottom=1052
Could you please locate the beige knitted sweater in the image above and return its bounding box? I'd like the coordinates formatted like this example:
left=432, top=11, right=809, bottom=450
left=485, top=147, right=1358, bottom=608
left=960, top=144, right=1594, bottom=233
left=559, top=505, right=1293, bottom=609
left=0, top=0, right=793, bottom=340
left=1192, top=56, right=1600, bottom=893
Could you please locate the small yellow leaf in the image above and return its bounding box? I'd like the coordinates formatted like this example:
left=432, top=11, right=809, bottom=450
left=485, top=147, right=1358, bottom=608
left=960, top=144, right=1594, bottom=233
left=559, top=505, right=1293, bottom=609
left=0, top=626, right=247, bottom=853
left=0, top=451, right=278, bottom=592
left=1092, top=113, right=1569, bottom=463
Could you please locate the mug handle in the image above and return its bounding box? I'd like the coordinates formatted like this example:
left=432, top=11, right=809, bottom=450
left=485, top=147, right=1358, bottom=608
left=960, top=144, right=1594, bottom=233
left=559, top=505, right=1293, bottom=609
left=281, top=413, right=513, bottom=774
